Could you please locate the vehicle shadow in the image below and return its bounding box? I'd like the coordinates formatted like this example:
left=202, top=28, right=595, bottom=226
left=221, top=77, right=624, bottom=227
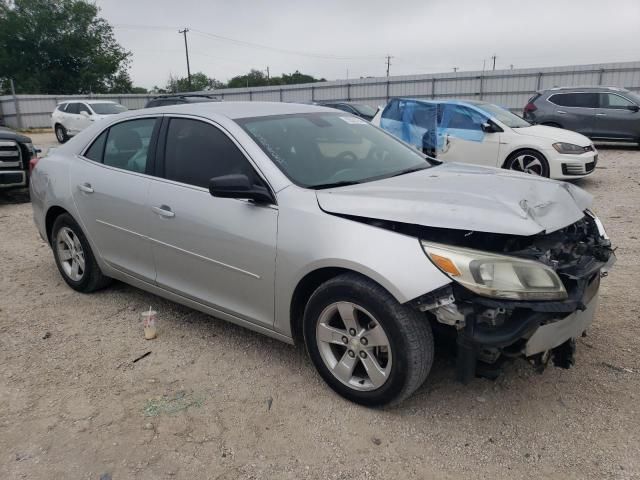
left=104, top=280, right=532, bottom=412
left=0, top=189, right=31, bottom=205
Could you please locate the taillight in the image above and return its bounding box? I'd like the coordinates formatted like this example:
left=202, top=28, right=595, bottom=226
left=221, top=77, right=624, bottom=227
left=524, top=102, right=537, bottom=113
left=29, top=156, right=40, bottom=175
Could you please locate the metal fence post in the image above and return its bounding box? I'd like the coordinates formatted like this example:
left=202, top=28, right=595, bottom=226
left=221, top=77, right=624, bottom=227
left=279, top=88, right=283, bottom=102
left=478, top=75, right=484, bottom=100
left=249, top=90, right=253, bottom=101
left=9, top=79, right=23, bottom=130
left=386, top=79, right=390, bottom=103
left=431, top=78, right=436, bottom=99
left=598, top=68, right=605, bottom=85
left=347, top=83, right=351, bottom=101
left=536, top=72, right=543, bottom=91
left=311, top=86, right=315, bottom=102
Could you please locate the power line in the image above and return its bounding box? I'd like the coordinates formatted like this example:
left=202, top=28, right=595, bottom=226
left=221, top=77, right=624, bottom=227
left=114, top=23, right=380, bottom=61
left=178, top=28, right=192, bottom=89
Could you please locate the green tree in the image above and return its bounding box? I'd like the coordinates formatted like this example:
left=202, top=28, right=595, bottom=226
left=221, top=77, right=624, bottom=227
left=166, top=72, right=225, bottom=92
left=0, top=0, right=132, bottom=94
left=227, top=69, right=325, bottom=88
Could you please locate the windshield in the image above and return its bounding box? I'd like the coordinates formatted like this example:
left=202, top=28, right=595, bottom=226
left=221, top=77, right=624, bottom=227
left=90, top=103, right=127, bottom=115
left=624, top=91, right=640, bottom=104
left=474, top=103, right=530, bottom=128
left=237, top=112, right=431, bottom=189
left=352, top=104, right=377, bottom=117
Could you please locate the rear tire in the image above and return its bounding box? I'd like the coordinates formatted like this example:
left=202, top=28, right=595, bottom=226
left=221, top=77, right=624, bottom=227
left=303, top=273, right=434, bottom=406
left=51, top=213, right=111, bottom=293
left=504, top=149, right=550, bottom=177
left=55, top=124, right=68, bottom=143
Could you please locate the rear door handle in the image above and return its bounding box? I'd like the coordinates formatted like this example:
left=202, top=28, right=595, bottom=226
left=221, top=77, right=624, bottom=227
left=152, top=205, right=175, bottom=218
left=556, top=110, right=567, bottom=114
left=78, top=183, right=94, bottom=193
left=595, top=113, right=607, bottom=116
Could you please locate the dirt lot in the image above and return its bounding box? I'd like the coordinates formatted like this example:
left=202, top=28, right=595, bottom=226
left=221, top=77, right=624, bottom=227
left=1, top=135, right=639, bottom=479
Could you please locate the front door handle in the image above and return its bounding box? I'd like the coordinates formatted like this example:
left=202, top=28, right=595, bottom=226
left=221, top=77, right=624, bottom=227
left=152, top=205, right=175, bottom=218
left=556, top=110, right=567, bottom=114
left=595, top=113, right=607, bottom=116
left=78, top=183, right=94, bottom=193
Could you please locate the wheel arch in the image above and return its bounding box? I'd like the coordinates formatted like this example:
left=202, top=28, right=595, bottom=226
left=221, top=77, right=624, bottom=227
left=501, top=147, right=548, bottom=169
left=45, top=205, right=71, bottom=245
left=289, top=267, right=397, bottom=345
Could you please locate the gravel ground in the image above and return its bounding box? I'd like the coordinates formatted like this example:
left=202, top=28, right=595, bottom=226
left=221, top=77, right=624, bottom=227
left=1, top=135, right=639, bottom=479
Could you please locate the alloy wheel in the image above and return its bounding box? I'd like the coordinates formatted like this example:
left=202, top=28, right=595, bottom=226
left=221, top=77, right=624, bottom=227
left=55, top=126, right=64, bottom=142
left=316, top=301, right=392, bottom=391
left=509, top=153, right=544, bottom=175
left=56, top=226, right=85, bottom=281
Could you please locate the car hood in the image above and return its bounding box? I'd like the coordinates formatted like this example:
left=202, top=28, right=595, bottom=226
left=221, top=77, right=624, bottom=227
left=315, top=163, right=592, bottom=236
left=0, top=127, right=31, bottom=143
left=512, top=125, right=591, bottom=146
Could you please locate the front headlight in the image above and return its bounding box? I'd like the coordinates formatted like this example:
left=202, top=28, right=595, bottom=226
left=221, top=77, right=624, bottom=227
left=552, top=142, right=585, bottom=154
left=421, top=241, right=567, bottom=301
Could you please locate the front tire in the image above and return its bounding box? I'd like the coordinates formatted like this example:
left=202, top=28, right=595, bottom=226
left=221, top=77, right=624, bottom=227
left=303, top=273, right=434, bottom=406
left=51, top=213, right=111, bottom=292
left=55, top=124, right=69, bottom=143
left=504, top=149, right=550, bottom=177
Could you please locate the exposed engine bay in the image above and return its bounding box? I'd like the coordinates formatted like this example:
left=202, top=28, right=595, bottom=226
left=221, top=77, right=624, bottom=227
left=343, top=210, right=615, bottom=381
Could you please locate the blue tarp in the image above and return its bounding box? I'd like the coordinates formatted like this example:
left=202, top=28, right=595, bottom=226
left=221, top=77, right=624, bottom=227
left=379, top=99, right=488, bottom=155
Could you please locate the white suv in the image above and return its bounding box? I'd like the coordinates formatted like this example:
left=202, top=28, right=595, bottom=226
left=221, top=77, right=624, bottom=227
left=51, top=100, right=127, bottom=143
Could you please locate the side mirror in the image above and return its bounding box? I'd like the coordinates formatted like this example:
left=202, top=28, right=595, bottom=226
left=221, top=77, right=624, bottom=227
left=481, top=121, right=502, bottom=133
left=208, top=174, right=274, bottom=204
left=80, top=111, right=90, bottom=117
left=626, top=104, right=640, bottom=112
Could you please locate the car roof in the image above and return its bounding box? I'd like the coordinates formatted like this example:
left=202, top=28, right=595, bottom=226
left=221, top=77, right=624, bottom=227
left=540, top=86, right=628, bottom=93
left=138, top=101, right=339, bottom=119
left=57, top=100, right=118, bottom=104
left=394, top=97, right=487, bottom=108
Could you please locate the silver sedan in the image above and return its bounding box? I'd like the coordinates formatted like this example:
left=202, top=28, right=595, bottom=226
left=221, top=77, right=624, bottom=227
left=30, top=102, right=614, bottom=405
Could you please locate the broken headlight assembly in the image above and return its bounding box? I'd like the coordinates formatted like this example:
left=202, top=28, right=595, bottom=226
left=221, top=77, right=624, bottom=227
left=421, top=241, right=567, bottom=301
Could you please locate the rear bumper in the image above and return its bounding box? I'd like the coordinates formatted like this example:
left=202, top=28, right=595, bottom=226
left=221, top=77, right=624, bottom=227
left=0, top=170, right=27, bottom=189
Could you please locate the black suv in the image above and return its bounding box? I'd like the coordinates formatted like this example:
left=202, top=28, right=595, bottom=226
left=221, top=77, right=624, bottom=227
left=144, top=94, right=221, bottom=108
left=0, top=127, right=37, bottom=191
left=523, top=86, right=640, bottom=144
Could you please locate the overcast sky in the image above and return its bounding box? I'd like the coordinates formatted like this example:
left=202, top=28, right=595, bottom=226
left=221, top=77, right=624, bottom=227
left=96, top=0, right=640, bottom=89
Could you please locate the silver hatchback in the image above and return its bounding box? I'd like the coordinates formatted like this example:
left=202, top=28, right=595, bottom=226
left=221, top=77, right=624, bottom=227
left=31, top=102, right=614, bottom=405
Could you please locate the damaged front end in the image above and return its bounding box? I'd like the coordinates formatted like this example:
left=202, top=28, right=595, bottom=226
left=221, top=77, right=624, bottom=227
left=411, top=210, right=615, bottom=382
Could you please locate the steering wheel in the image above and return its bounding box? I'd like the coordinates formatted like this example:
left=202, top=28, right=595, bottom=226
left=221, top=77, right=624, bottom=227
left=336, top=151, right=358, bottom=163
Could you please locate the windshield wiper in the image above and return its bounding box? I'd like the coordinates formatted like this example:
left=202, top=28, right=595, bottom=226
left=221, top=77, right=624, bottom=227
left=310, top=180, right=362, bottom=190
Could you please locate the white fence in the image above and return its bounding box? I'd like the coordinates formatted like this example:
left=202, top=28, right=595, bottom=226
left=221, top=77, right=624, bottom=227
left=2, top=61, right=639, bottom=129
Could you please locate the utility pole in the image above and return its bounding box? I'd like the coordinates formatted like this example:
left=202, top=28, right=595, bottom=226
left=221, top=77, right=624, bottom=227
left=510, top=64, right=514, bottom=70
left=491, top=54, right=497, bottom=71
left=453, top=67, right=458, bottom=72
left=266, top=66, right=270, bottom=81
left=385, top=55, right=393, bottom=77
left=178, top=28, right=192, bottom=90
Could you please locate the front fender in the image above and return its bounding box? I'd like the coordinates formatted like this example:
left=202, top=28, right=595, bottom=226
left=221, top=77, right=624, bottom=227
left=273, top=187, right=451, bottom=337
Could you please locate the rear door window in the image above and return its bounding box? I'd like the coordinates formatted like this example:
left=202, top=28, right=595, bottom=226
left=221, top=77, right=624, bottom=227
left=381, top=99, right=403, bottom=121
left=66, top=103, right=79, bottom=114
left=103, top=118, right=157, bottom=173
left=78, top=103, right=91, bottom=114
left=549, top=93, right=598, bottom=108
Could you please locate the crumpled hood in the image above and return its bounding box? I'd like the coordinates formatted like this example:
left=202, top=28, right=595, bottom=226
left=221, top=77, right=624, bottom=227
left=316, top=163, right=592, bottom=236
left=514, top=125, right=592, bottom=146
